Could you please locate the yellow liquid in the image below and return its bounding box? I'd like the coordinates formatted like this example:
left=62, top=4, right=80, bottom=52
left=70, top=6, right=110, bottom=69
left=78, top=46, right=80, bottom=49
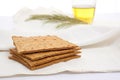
left=73, top=7, right=95, bottom=23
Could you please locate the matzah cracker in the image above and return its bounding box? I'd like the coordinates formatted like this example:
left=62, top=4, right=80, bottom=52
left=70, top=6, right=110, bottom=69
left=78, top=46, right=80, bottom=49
left=12, top=36, right=79, bottom=54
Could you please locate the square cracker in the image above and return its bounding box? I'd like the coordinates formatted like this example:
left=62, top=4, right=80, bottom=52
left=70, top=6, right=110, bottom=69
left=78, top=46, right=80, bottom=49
left=10, top=49, right=80, bottom=67
left=10, top=55, right=80, bottom=70
left=12, top=36, right=79, bottom=54
left=10, top=47, right=81, bottom=61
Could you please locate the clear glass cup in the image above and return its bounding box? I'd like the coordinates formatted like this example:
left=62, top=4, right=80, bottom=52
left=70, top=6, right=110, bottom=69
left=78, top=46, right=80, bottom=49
left=72, top=0, right=96, bottom=24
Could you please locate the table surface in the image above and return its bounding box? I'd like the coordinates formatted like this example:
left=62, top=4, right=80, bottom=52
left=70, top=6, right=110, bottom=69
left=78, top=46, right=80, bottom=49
left=0, top=13, right=120, bottom=80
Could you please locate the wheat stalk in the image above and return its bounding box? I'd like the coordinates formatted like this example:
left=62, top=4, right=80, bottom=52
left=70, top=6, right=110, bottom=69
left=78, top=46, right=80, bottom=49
left=26, top=14, right=87, bottom=28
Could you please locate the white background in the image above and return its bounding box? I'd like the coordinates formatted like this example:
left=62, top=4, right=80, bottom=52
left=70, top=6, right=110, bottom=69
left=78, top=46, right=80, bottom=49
left=0, top=0, right=120, bottom=80
left=0, top=0, right=120, bottom=16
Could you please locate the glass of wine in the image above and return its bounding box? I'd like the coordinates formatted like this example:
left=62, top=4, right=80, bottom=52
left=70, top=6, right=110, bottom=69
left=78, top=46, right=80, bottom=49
left=72, top=0, right=96, bottom=24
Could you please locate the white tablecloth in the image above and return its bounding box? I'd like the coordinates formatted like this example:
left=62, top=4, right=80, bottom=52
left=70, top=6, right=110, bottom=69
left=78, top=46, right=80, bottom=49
left=0, top=13, right=120, bottom=80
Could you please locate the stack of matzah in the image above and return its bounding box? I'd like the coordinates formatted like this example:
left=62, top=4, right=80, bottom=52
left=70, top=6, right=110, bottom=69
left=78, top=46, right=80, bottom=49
left=9, top=35, right=81, bottom=70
